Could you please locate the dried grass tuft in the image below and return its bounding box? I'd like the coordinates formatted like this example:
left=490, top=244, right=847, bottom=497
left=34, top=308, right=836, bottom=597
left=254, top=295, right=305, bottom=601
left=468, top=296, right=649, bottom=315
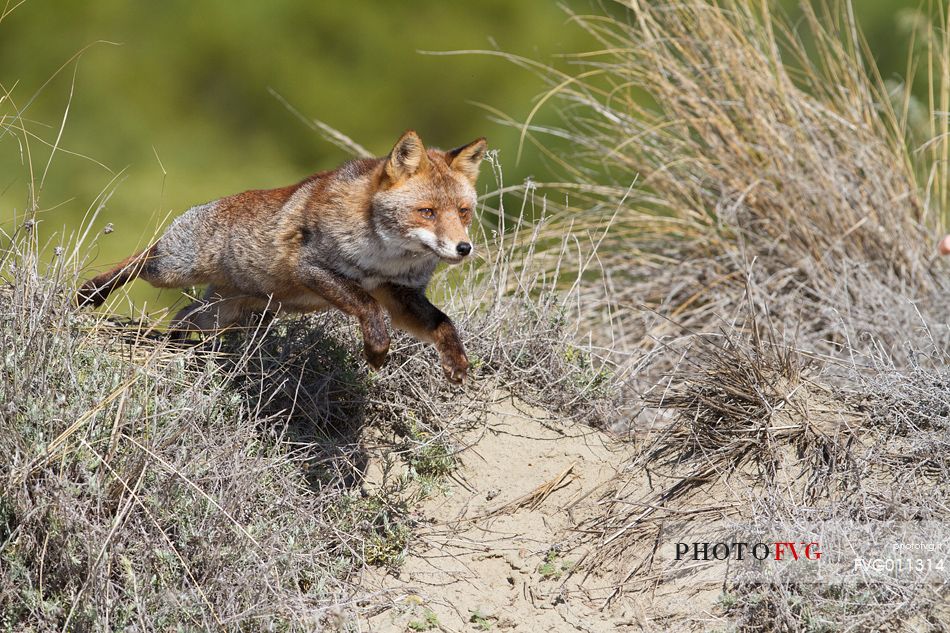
left=488, top=0, right=950, bottom=367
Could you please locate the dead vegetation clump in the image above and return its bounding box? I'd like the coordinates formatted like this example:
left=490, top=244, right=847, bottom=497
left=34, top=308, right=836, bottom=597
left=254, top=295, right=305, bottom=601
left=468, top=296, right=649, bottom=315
left=472, top=2, right=950, bottom=627
left=572, top=302, right=950, bottom=629
left=493, top=0, right=950, bottom=367
left=640, top=312, right=834, bottom=501
left=848, top=352, right=950, bottom=511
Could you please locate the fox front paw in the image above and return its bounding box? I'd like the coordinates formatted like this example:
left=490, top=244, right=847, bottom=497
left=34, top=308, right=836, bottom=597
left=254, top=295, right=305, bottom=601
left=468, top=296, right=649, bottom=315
left=441, top=351, right=469, bottom=385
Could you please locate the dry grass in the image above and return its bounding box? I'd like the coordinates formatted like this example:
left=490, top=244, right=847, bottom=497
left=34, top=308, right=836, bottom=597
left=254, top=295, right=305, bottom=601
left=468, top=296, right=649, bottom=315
left=7, top=0, right=950, bottom=630
left=486, top=0, right=950, bottom=367
left=473, top=1, right=950, bottom=629
left=0, top=6, right=625, bottom=622
left=0, top=151, right=622, bottom=631
left=515, top=284, right=947, bottom=630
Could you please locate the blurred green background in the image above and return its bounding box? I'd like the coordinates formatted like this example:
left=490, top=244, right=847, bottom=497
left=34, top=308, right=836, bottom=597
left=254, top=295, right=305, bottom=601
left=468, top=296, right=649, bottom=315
left=0, top=0, right=939, bottom=313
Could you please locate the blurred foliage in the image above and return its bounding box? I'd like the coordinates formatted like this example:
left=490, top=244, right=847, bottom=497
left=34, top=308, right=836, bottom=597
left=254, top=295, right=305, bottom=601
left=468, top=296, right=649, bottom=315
left=0, top=0, right=944, bottom=313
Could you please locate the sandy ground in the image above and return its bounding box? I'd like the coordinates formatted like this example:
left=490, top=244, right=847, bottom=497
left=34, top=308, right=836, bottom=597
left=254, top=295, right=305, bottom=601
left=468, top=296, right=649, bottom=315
left=357, top=398, right=728, bottom=632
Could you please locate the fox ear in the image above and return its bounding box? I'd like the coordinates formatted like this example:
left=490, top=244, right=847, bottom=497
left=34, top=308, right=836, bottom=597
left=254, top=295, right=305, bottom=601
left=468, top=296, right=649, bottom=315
left=447, top=137, right=487, bottom=184
left=387, top=130, right=427, bottom=181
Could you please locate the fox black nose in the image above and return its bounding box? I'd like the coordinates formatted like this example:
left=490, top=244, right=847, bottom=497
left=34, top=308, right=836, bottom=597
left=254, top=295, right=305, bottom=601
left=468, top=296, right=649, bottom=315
left=456, top=242, right=472, bottom=257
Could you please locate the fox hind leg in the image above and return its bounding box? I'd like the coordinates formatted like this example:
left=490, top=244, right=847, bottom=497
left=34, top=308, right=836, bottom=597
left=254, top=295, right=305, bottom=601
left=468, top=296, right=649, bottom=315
left=169, top=303, right=214, bottom=341
left=168, top=286, right=250, bottom=340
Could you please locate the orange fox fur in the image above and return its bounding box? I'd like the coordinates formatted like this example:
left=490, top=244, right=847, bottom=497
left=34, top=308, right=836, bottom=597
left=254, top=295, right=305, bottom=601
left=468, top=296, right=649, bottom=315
left=77, top=131, right=487, bottom=383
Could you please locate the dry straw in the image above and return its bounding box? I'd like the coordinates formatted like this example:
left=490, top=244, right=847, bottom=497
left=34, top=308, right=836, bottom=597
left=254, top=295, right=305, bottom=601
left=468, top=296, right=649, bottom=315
left=480, top=0, right=950, bottom=364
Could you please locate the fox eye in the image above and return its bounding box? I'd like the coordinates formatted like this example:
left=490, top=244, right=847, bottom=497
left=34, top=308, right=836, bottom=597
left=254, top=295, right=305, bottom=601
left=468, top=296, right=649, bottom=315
left=417, top=208, right=435, bottom=219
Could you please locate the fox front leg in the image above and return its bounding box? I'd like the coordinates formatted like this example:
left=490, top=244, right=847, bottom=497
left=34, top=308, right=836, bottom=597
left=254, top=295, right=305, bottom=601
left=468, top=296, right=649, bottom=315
left=299, top=267, right=391, bottom=370
left=374, top=284, right=469, bottom=384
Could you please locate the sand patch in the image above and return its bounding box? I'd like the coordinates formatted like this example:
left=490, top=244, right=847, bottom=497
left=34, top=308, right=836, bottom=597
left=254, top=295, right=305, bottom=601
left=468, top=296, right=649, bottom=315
left=360, top=398, right=691, bottom=632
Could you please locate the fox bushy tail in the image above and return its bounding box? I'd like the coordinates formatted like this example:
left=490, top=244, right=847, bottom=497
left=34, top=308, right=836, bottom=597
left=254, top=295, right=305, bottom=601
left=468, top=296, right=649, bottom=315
left=76, top=245, right=156, bottom=308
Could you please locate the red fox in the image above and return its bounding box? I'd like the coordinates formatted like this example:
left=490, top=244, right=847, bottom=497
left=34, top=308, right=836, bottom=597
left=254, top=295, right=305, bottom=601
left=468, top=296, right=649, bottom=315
left=77, top=130, right=486, bottom=383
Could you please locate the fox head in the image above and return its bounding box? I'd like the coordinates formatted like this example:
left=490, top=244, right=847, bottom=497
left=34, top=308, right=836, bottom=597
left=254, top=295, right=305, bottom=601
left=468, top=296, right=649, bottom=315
left=372, top=130, right=487, bottom=264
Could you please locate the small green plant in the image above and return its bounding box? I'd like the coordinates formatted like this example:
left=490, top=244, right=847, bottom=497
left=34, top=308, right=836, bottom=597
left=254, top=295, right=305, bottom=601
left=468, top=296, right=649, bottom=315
left=364, top=522, right=411, bottom=568
left=537, top=549, right=572, bottom=580
left=333, top=491, right=412, bottom=569
left=563, top=345, right=614, bottom=399
left=407, top=609, right=439, bottom=631
left=407, top=438, right=455, bottom=480
left=392, top=413, right=457, bottom=481
left=716, top=591, right=738, bottom=611
left=468, top=353, right=484, bottom=371
left=468, top=609, right=494, bottom=631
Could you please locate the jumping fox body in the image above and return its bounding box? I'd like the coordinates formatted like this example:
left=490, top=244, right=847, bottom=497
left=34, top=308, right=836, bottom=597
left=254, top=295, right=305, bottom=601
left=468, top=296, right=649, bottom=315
left=77, top=131, right=487, bottom=383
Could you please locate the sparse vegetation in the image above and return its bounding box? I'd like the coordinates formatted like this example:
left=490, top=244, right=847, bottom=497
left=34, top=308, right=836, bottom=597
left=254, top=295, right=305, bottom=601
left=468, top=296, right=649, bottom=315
left=5, top=0, right=950, bottom=631
left=537, top=549, right=572, bottom=581
left=407, top=609, right=439, bottom=632
left=493, top=0, right=950, bottom=629
left=468, top=608, right=495, bottom=631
